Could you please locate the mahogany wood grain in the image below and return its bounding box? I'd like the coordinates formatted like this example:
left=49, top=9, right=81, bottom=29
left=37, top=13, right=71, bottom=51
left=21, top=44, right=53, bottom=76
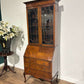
left=38, top=7, right=42, bottom=45
left=26, top=8, right=29, bottom=44
left=24, top=57, right=52, bottom=73
left=25, top=0, right=55, bottom=8
left=24, top=0, right=58, bottom=83
left=24, top=45, right=54, bottom=61
left=24, top=45, right=53, bottom=82
left=25, top=68, right=52, bottom=81
left=25, top=62, right=51, bottom=73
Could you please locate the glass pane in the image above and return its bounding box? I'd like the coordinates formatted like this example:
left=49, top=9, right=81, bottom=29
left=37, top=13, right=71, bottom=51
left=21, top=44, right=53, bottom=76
left=41, top=6, right=53, bottom=44
left=28, top=8, right=39, bottom=43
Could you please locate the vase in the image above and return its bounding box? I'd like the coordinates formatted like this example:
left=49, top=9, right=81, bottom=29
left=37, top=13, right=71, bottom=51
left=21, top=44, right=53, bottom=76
left=2, top=39, right=11, bottom=53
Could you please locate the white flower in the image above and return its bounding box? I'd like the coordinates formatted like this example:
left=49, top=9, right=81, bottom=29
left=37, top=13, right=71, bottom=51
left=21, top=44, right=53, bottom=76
left=9, top=33, right=15, bottom=38
left=0, top=21, right=21, bottom=41
left=2, top=25, right=5, bottom=28
left=2, top=28, right=8, bottom=32
left=5, top=22, right=8, bottom=25
left=3, top=35, right=10, bottom=41
left=0, top=31, right=5, bottom=36
left=0, top=21, right=4, bottom=24
left=0, top=26, right=2, bottom=29
left=12, top=25, right=19, bottom=33
left=7, top=28, right=10, bottom=32
left=12, top=25, right=16, bottom=28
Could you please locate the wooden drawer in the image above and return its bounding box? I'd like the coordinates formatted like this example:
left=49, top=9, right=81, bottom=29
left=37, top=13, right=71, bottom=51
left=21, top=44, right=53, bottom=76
left=24, top=57, right=52, bottom=72
left=26, top=63, right=51, bottom=73
left=30, top=63, right=52, bottom=73
left=24, top=57, right=50, bottom=66
left=36, top=60, right=49, bottom=66
left=30, top=58, right=36, bottom=63
left=28, top=69, right=52, bottom=81
left=24, top=62, right=29, bottom=68
left=24, top=62, right=52, bottom=73
left=30, top=58, right=50, bottom=67
left=24, top=57, right=36, bottom=63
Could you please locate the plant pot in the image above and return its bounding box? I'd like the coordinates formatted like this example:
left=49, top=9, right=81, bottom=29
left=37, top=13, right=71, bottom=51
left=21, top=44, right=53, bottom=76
left=2, top=39, right=11, bottom=53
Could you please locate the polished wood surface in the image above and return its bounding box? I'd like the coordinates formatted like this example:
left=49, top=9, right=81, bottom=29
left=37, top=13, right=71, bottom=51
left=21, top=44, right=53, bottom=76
left=24, top=0, right=58, bottom=83
left=24, top=45, right=54, bottom=82
left=24, top=0, right=55, bottom=8
left=25, top=68, right=52, bottom=81
left=25, top=0, right=55, bottom=47
left=24, top=48, right=53, bottom=81
left=24, top=0, right=61, bottom=4
left=24, top=58, right=52, bottom=72
left=0, top=67, right=73, bottom=84
left=0, top=51, right=13, bottom=57
left=24, top=45, right=54, bottom=61
left=0, top=51, right=15, bottom=76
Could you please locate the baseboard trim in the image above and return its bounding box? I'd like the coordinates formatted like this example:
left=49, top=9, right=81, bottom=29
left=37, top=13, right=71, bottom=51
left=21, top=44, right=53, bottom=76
left=76, top=81, right=84, bottom=84
left=60, top=75, right=78, bottom=84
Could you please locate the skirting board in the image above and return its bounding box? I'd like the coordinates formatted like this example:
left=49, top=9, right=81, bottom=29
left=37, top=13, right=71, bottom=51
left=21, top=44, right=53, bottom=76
left=60, top=75, right=78, bottom=84
left=61, top=76, right=84, bottom=84
left=76, top=81, right=84, bottom=84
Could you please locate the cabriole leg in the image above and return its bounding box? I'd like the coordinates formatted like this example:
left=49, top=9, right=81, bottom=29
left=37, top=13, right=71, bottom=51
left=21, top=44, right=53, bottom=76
left=23, top=72, right=26, bottom=82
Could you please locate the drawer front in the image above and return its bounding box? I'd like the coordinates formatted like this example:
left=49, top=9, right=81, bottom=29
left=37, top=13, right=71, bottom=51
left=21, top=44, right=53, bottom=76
left=30, top=63, right=51, bottom=72
left=30, top=58, right=50, bottom=67
left=24, top=62, right=29, bottom=68
left=30, top=58, right=36, bottom=63
left=29, top=69, right=52, bottom=81
left=36, top=60, right=49, bottom=66
left=24, top=57, right=50, bottom=66
left=24, top=57, right=52, bottom=72
left=24, top=57, right=36, bottom=63
left=24, top=62, right=51, bottom=73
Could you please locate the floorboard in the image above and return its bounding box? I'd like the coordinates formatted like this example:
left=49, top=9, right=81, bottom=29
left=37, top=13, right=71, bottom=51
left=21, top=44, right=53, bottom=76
left=0, top=67, right=74, bottom=84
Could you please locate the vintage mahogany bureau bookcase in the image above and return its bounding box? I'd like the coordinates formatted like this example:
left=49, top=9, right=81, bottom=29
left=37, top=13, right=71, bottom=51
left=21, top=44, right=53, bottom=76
left=24, top=0, right=60, bottom=83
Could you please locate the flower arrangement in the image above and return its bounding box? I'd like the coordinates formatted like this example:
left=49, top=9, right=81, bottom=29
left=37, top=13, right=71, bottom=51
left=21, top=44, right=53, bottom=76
left=0, top=21, right=20, bottom=41
left=0, top=21, right=21, bottom=53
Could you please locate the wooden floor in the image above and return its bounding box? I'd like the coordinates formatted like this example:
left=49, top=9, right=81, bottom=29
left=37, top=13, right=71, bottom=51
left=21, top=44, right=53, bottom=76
left=0, top=67, right=73, bottom=84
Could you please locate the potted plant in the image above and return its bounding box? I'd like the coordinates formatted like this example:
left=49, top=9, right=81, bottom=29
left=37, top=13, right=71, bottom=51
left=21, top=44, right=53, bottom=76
left=0, top=21, right=21, bottom=53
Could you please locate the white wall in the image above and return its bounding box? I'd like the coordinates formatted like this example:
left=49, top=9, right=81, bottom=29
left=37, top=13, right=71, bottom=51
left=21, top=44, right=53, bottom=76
left=1, top=0, right=84, bottom=84
left=1, top=0, right=28, bottom=69
left=59, top=0, right=84, bottom=83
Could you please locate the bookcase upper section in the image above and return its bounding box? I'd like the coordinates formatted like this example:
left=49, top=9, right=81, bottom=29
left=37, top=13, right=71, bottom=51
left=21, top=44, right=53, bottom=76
left=24, top=0, right=60, bottom=47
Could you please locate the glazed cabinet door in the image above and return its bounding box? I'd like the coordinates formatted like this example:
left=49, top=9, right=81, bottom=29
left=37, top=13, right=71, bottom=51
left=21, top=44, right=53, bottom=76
left=27, top=8, right=39, bottom=44
left=41, top=5, right=54, bottom=45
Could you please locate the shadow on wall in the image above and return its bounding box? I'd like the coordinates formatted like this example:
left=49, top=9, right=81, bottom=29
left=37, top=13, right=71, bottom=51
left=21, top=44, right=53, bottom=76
left=57, top=5, right=64, bottom=79
left=8, top=32, right=24, bottom=67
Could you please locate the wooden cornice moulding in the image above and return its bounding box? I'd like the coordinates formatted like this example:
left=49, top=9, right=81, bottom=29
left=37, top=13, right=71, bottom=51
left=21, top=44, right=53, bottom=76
left=24, top=0, right=60, bottom=4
